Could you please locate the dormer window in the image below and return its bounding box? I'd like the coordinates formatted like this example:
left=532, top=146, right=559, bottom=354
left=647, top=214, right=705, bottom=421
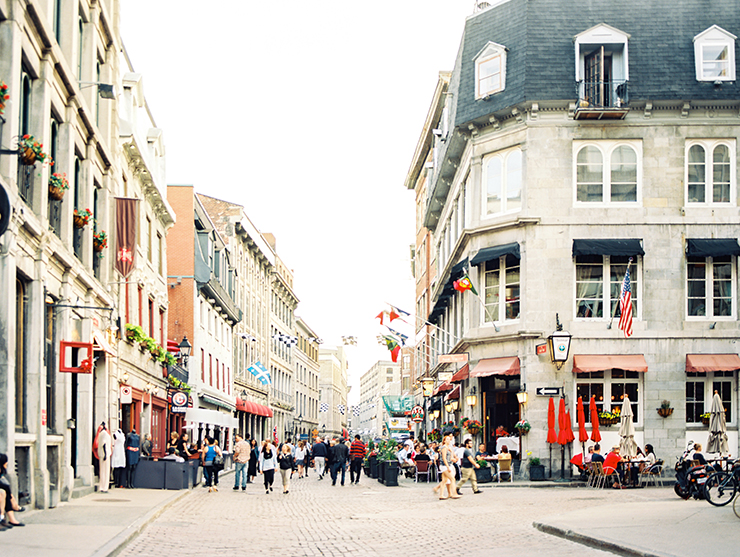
left=574, top=24, right=630, bottom=111
left=474, top=42, right=507, bottom=99
left=694, top=25, right=736, bottom=82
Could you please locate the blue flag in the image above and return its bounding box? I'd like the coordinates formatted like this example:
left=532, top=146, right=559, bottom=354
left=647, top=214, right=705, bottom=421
left=248, top=361, right=271, bottom=385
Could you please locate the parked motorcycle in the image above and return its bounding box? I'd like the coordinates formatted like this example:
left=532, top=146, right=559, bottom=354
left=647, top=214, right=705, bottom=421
left=674, top=440, right=713, bottom=500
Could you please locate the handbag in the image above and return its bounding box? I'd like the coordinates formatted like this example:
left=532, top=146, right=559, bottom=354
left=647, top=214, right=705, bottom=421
left=213, top=453, right=224, bottom=470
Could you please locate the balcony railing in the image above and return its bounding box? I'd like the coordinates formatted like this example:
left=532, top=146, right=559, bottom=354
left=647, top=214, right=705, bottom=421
left=574, top=80, right=629, bottom=120
left=18, top=163, right=34, bottom=205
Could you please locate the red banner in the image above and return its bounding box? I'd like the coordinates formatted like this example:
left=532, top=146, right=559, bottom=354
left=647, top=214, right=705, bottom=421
left=115, top=198, right=138, bottom=278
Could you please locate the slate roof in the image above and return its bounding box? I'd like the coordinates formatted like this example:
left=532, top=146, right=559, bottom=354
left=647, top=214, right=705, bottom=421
left=454, top=0, right=740, bottom=128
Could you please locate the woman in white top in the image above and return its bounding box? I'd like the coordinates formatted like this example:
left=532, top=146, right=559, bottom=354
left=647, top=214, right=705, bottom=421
left=295, top=441, right=307, bottom=478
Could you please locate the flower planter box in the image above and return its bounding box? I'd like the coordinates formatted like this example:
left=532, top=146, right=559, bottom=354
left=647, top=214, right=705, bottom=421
left=701, top=417, right=710, bottom=426
left=383, top=461, right=399, bottom=487
left=369, top=456, right=379, bottom=479
left=19, top=148, right=37, bottom=166
left=73, top=215, right=88, bottom=229
left=599, top=417, right=619, bottom=426
left=49, top=184, right=66, bottom=201
left=657, top=407, right=674, bottom=418
left=529, top=464, right=546, bottom=481
left=378, top=460, right=386, bottom=484
left=475, top=467, right=493, bottom=483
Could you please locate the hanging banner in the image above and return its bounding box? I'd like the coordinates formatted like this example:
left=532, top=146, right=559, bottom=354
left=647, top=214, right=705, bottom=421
left=411, top=405, right=424, bottom=423
left=170, top=391, right=189, bottom=413
left=114, top=197, right=139, bottom=279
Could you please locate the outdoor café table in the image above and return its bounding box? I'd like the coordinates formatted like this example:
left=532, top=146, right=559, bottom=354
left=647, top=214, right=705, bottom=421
left=625, top=457, right=649, bottom=486
left=483, top=455, right=499, bottom=476
left=496, top=436, right=519, bottom=455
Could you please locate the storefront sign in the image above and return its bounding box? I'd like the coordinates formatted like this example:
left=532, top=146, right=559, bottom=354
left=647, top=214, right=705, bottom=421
left=439, top=353, right=468, bottom=363
left=120, top=385, right=132, bottom=404
left=438, top=371, right=453, bottom=382
left=170, top=391, right=189, bottom=413
left=536, top=343, right=548, bottom=355
left=411, top=405, right=424, bottom=423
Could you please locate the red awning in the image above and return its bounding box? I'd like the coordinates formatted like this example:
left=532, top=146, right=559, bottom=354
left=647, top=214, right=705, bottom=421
left=572, top=354, right=648, bottom=373
left=686, top=354, right=740, bottom=373
left=450, top=364, right=470, bottom=383
left=469, top=357, right=520, bottom=378
left=235, top=399, right=273, bottom=417
left=167, top=339, right=180, bottom=354
left=445, top=384, right=460, bottom=401
left=433, top=382, right=453, bottom=396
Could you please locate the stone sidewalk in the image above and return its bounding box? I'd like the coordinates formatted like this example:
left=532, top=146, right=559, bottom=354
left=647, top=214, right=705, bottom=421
left=3, top=471, right=740, bottom=557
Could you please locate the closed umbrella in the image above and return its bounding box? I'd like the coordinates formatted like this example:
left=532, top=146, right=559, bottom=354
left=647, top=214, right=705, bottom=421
left=547, top=397, right=557, bottom=477
left=590, top=396, right=601, bottom=443
left=565, top=410, right=575, bottom=443
left=557, top=398, right=568, bottom=479
left=576, top=397, right=588, bottom=472
left=707, top=391, right=729, bottom=455
left=618, top=395, right=638, bottom=457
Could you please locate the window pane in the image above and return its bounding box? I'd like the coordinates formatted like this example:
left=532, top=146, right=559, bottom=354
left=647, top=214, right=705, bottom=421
left=687, top=145, right=706, bottom=203
left=505, top=261, right=520, bottom=320
left=506, top=149, right=522, bottom=211
left=486, top=157, right=502, bottom=214
left=703, top=45, right=729, bottom=78
left=713, top=380, right=732, bottom=422
left=577, top=382, right=603, bottom=422
left=712, top=145, right=731, bottom=203
left=479, top=55, right=501, bottom=95
left=577, top=146, right=603, bottom=202
left=484, top=265, right=500, bottom=323
left=713, top=260, right=732, bottom=316
left=576, top=259, right=603, bottom=318
left=610, top=146, right=637, bottom=202
left=686, top=381, right=704, bottom=423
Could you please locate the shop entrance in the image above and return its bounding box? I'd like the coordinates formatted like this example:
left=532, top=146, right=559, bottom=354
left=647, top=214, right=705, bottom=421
left=482, top=375, right=521, bottom=455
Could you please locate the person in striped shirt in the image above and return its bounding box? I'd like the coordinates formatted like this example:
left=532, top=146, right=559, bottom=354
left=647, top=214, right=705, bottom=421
left=349, top=435, right=367, bottom=485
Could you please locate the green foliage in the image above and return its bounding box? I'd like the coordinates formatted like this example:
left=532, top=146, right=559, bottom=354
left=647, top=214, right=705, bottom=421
left=124, top=324, right=145, bottom=342
left=376, top=439, right=398, bottom=461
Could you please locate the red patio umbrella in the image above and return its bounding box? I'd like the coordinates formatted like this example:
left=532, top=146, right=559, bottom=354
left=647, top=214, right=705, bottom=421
left=577, top=397, right=589, bottom=443
left=557, top=398, right=568, bottom=445
left=547, top=397, right=557, bottom=443
left=590, top=395, right=602, bottom=443
left=565, top=410, right=575, bottom=443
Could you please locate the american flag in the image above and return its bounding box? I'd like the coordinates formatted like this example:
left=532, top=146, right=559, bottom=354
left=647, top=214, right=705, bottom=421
left=320, top=402, right=329, bottom=413
left=618, top=265, right=633, bottom=337
left=338, top=404, right=345, bottom=415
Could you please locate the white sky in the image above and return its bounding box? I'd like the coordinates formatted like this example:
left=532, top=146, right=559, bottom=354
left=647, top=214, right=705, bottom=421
left=120, top=1, right=474, bottom=402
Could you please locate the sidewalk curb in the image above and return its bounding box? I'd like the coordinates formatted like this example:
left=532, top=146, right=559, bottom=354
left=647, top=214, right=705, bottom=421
left=533, top=521, right=662, bottom=557
left=89, top=489, right=191, bottom=557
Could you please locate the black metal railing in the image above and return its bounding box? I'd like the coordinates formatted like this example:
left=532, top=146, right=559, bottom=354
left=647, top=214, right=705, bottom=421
left=575, top=80, right=629, bottom=109
left=18, top=162, right=34, bottom=205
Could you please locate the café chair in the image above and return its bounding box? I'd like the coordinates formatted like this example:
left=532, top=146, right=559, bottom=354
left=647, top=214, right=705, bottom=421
left=603, top=464, right=623, bottom=489
left=415, top=459, right=431, bottom=483
left=496, top=457, right=513, bottom=483
left=639, top=460, right=665, bottom=487
left=589, top=461, right=606, bottom=488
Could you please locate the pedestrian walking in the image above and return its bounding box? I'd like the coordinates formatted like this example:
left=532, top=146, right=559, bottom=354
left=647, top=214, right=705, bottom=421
left=233, top=433, right=250, bottom=491
left=312, top=437, right=328, bottom=479
left=259, top=441, right=278, bottom=494
left=278, top=444, right=294, bottom=493
left=295, top=441, right=307, bottom=478
left=201, top=436, right=223, bottom=492
left=248, top=439, right=259, bottom=483
left=456, top=438, right=482, bottom=494
left=434, top=434, right=460, bottom=500
left=329, top=438, right=350, bottom=486
left=349, top=435, right=366, bottom=485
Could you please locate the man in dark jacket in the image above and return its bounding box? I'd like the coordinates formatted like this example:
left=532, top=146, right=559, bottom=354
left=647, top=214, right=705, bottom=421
left=329, top=438, right=350, bottom=486
left=312, top=437, right=328, bottom=480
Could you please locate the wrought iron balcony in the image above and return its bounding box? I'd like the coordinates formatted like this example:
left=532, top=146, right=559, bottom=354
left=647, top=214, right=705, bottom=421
left=574, top=80, right=629, bottom=120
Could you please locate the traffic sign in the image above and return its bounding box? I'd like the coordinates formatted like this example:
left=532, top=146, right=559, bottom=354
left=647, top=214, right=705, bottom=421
left=536, top=387, right=561, bottom=396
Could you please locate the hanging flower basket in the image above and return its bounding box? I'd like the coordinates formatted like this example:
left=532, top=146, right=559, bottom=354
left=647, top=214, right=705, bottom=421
left=48, top=172, right=69, bottom=201
left=0, top=81, right=8, bottom=117
left=17, top=134, right=50, bottom=166
left=73, top=208, right=92, bottom=229
left=598, top=411, right=619, bottom=426
left=515, top=419, right=531, bottom=435
left=93, top=230, right=108, bottom=252
left=657, top=407, right=674, bottom=418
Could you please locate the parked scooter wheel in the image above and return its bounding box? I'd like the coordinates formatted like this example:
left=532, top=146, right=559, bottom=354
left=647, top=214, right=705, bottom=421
left=674, top=483, right=691, bottom=500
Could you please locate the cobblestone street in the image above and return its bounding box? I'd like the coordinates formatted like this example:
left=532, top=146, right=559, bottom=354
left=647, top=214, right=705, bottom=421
left=118, top=472, right=667, bottom=557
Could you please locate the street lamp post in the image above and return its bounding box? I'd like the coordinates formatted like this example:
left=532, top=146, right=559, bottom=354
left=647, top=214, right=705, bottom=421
left=420, top=376, right=435, bottom=442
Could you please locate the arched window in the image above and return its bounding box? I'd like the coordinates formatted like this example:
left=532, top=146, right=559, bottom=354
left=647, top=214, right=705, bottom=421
left=575, top=142, right=640, bottom=204
left=686, top=140, right=735, bottom=205
left=484, top=147, right=522, bottom=216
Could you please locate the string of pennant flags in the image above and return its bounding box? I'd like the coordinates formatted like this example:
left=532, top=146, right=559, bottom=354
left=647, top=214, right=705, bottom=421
left=319, top=402, right=375, bottom=415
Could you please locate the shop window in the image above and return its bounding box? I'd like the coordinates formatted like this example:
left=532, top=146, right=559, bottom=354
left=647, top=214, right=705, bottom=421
left=686, top=371, right=734, bottom=423
left=484, top=253, right=520, bottom=323
left=576, top=369, right=640, bottom=422
left=687, top=255, right=734, bottom=318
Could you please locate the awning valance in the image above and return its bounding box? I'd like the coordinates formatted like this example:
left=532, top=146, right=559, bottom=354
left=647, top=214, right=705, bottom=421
left=470, top=243, right=520, bottom=266
left=445, top=384, right=461, bottom=401
left=200, top=393, right=236, bottom=412
left=572, top=239, right=644, bottom=257
left=686, top=239, right=740, bottom=258
left=572, top=354, right=648, bottom=373
left=450, top=364, right=470, bottom=383
left=470, top=356, right=520, bottom=378
left=236, top=398, right=272, bottom=416
left=433, top=381, right=453, bottom=396
left=686, top=354, right=740, bottom=373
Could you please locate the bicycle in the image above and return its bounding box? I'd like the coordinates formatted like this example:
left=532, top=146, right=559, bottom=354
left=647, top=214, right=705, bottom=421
left=703, top=459, right=739, bottom=507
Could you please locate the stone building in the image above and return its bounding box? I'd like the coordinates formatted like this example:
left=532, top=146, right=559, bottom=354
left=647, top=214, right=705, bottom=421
left=166, top=187, right=240, bottom=449
left=318, top=345, right=349, bottom=439
left=295, top=317, right=320, bottom=440
left=358, top=360, right=402, bottom=439
left=196, top=195, right=274, bottom=442
left=409, top=0, right=740, bottom=470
